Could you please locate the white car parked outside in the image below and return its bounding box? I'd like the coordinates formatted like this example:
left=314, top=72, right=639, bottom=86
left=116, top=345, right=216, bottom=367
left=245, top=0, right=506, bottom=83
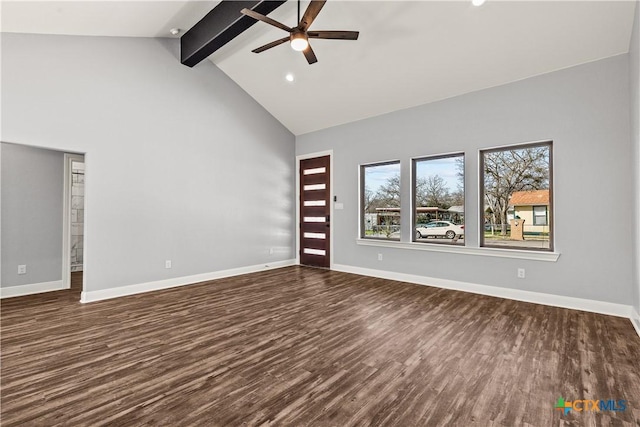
left=415, top=221, right=464, bottom=240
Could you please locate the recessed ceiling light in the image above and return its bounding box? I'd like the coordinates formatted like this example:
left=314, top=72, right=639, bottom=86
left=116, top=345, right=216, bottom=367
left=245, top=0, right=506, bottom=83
left=472, top=0, right=486, bottom=6
left=169, top=28, right=181, bottom=36
left=285, top=73, right=295, bottom=82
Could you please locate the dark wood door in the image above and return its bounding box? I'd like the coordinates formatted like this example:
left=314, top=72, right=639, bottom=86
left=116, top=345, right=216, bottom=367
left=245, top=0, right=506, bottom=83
left=300, top=156, right=330, bottom=268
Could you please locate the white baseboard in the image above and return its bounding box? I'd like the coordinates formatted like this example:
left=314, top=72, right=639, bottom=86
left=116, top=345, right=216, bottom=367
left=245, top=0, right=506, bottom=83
left=631, top=308, right=640, bottom=338
left=80, top=259, right=296, bottom=303
left=332, top=264, right=633, bottom=320
left=0, top=280, right=64, bottom=298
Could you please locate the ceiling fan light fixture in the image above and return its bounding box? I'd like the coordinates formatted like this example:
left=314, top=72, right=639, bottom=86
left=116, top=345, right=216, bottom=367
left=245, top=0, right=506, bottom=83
left=241, top=2, right=358, bottom=65
left=290, top=33, right=309, bottom=51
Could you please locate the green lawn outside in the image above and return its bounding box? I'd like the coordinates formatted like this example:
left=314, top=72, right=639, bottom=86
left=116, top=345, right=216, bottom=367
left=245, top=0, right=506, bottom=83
left=484, top=231, right=549, bottom=241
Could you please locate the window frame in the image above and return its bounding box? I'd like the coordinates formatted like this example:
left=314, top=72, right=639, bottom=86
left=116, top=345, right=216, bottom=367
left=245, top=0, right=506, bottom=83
left=359, top=160, right=401, bottom=241
left=411, top=152, right=465, bottom=245
left=479, top=141, right=553, bottom=252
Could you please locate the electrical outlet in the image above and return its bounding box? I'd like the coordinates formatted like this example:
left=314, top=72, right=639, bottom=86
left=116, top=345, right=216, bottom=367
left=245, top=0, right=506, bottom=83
left=18, top=265, right=26, bottom=275
left=165, top=260, right=172, bottom=269
left=378, top=253, right=383, bottom=261
left=517, top=268, right=525, bottom=279
left=269, top=247, right=274, bottom=255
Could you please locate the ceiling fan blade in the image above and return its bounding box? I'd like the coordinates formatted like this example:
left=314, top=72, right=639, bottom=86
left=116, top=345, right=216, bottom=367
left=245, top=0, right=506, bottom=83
left=251, top=37, right=290, bottom=53
left=241, top=8, right=292, bottom=33
left=299, top=0, right=326, bottom=31
left=302, top=44, right=318, bottom=65
left=307, top=30, right=359, bottom=40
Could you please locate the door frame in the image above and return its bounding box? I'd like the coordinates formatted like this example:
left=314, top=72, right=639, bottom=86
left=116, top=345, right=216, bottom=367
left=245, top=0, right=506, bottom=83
left=296, top=150, right=334, bottom=269
left=62, top=153, right=85, bottom=289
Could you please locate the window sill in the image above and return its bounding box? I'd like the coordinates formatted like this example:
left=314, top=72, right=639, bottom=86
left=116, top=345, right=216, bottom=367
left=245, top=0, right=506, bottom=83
left=356, top=239, right=560, bottom=262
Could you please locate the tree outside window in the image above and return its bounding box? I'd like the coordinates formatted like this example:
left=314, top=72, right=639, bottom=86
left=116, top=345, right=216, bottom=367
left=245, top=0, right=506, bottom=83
left=412, top=154, right=465, bottom=245
left=481, top=142, right=552, bottom=251
left=361, top=161, right=401, bottom=239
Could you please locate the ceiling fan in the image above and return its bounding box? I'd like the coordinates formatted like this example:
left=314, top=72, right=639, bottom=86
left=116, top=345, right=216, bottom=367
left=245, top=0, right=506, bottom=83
left=240, top=0, right=359, bottom=65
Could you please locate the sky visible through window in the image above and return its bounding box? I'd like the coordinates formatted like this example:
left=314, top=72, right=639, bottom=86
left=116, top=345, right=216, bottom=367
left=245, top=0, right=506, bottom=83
left=415, top=157, right=460, bottom=192
left=365, top=158, right=460, bottom=193
left=365, top=163, right=400, bottom=192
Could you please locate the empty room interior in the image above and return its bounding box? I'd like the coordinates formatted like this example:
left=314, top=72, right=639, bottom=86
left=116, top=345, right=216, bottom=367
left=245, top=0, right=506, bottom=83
left=1, top=0, right=640, bottom=425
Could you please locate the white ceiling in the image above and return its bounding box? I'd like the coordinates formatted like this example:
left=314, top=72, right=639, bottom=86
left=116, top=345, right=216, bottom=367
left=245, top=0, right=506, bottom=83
left=0, top=1, right=220, bottom=38
left=1, top=1, right=637, bottom=135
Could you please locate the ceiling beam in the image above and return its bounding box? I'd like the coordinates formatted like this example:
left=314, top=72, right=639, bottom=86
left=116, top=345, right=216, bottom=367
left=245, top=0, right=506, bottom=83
left=181, top=0, right=286, bottom=68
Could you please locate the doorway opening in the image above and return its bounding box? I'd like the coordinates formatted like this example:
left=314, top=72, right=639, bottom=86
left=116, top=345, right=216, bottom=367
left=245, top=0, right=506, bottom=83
left=63, top=153, right=85, bottom=293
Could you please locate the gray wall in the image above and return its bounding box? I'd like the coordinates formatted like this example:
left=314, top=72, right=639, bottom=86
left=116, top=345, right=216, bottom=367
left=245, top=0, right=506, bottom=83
left=297, top=54, right=633, bottom=305
left=1, top=33, right=295, bottom=292
left=1, top=143, right=64, bottom=287
left=630, top=1, right=640, bottom=315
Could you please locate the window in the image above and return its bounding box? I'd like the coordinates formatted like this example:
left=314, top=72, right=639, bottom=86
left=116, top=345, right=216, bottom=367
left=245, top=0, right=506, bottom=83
left=480, top=141, right=553, bottom=251
left=533, top=206, right=548, bottom=225
left=361, top=161, right=400, bottom=239
left=412, top=154, right=464, bottom=245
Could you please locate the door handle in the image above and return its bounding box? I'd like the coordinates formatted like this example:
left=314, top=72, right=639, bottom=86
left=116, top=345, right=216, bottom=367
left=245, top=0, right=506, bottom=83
left=326, top=215, right=330, bottom=223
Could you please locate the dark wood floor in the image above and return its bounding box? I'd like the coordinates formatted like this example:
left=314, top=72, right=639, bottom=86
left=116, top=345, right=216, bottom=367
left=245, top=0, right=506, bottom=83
left=1, top=267, right=639, bottom=426
left=70, top=270, right=83, bottom=292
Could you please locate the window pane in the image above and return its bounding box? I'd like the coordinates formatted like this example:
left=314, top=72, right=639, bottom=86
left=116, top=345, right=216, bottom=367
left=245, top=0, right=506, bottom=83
left=303, top=217, right=325, bottom=222
left=304, top=232, right=326, bottom=239
left=304, top=183, right=326, bottom=191
left=303, top=248, right=326, bottom=256
left=361, top=161, right=401, bottom=239
left=481, top=143, right=552, bottom=250
left=303, top=167, right=326, bottom=175
left=533, top=206, right=548, bottom=225
left=413, top=154, right=465, bottom=245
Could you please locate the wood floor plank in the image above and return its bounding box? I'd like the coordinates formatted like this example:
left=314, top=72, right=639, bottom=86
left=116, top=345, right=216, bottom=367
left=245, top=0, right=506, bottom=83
left=1, top=267, right=639, bottom=426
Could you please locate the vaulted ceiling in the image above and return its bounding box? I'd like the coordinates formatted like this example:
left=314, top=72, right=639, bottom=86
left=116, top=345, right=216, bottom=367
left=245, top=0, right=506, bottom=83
left=2, top=1, right=637, bottom=135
